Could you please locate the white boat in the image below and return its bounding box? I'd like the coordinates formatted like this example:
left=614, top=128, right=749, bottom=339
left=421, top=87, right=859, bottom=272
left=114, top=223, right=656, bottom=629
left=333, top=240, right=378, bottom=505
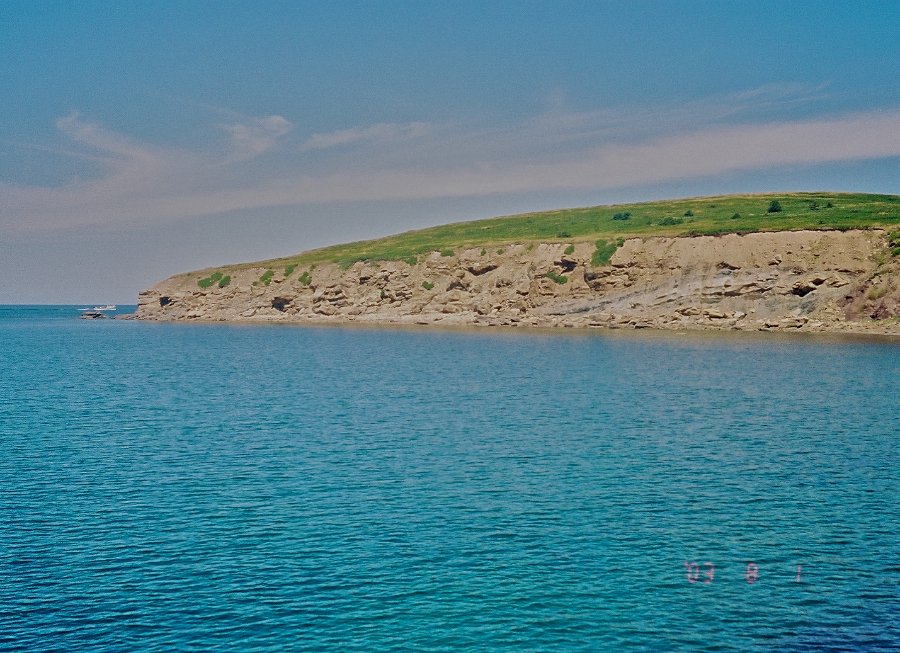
left=81, top=305, right=116, bottom=311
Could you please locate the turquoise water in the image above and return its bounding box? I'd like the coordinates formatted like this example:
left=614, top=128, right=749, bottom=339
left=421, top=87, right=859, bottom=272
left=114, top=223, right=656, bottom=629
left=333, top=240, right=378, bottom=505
left=1, top=306, right=898, bottom=651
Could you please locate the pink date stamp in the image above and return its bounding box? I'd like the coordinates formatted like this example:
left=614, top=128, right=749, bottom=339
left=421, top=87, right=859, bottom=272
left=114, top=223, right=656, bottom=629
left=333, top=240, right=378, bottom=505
left=683, top=561, right=803, bottom=584
left=684, top=561, right=715, bottom=583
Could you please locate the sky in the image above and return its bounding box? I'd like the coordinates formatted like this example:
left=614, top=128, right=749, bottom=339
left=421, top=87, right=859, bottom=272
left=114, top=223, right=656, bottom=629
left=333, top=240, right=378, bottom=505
left=2, top=1, right=900, bottom=304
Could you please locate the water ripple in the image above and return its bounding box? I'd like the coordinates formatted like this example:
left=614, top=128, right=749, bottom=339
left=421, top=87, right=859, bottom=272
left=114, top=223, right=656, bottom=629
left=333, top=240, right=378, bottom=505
left=1, top=312, right=898, bottom=651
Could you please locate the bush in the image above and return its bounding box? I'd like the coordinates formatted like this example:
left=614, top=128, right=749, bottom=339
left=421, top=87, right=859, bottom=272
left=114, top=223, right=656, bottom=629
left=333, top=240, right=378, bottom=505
left=218, top=275, right=231, bottom=288
left=731, top=213, right=741, bottom=220
left=544, top=270, right=568, bottom=284
left=612, top=211, right=631, bottom=221
left=298, top=271, right=312, bottom=286
left=825, top=201, right=834, bottom=208
left=683, top=210, right=693, bottom=217
left=480, top=249, right=486, bottom=256
left=497, top=248, right=505, bottom=255
left=809, top=201, right=820, bottom=211
left=422, top=281, right=434, bottom=290
left=440, top=249, right=454, bottom=257
left=564, top=244, right=575, bottom=255
left=660, top=217, right=683, bottom=226
left=557, top=231, right=571, bottom=238
left=380, top=289, right=387, bottom=299
left=767, top=200, right=783, bottom=213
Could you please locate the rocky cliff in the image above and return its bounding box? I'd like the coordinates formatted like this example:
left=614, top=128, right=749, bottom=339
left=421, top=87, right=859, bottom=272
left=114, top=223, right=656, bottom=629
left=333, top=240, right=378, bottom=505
left=136, top=229, right=900, bottom=334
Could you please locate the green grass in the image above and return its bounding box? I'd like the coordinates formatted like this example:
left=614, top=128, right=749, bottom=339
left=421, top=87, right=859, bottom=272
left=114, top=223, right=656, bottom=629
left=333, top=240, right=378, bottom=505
left=422, top=281, right=434, bottom=290
left=544, top=270, right=568, bottom=284
left=564, top=244, right=575, bottom=255
left=284, top=264, right=296, bottom=276
left=298, top=271, right=312, bottom=286
left=217, top=275, right=230, bottom=288
left=208, top=192, right=900, bottom=273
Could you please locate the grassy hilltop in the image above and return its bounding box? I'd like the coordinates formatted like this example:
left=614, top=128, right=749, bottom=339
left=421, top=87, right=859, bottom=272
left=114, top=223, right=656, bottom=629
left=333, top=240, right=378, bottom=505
left=226, top=192, right=900, bottom=272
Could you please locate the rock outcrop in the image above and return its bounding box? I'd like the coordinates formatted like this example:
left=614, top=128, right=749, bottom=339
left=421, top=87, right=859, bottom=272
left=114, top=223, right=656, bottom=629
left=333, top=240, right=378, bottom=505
left=135, top=229, right=900, bottom=334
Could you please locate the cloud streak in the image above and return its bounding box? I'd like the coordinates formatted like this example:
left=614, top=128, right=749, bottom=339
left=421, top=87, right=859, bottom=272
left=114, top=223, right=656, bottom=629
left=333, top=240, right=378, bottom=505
left=4, top=100, right=900, bottom=233
left=221, top=114, right=292, bottom=161
left=301, top=122, right=431, bottom=151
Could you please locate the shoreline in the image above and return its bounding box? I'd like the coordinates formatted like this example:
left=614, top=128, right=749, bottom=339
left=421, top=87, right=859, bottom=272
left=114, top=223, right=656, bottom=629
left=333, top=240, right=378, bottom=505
left=126, top=310, right=900, bottom=339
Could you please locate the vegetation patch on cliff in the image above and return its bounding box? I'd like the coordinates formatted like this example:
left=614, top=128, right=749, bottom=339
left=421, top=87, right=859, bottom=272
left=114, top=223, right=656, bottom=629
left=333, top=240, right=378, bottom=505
left=592, top=238, right=626, bottom=266
left=198, top=271, right=224, bottom=288
left=544, top=270, right=568, bottom=284
left=889, top=230, right=900, bottom=257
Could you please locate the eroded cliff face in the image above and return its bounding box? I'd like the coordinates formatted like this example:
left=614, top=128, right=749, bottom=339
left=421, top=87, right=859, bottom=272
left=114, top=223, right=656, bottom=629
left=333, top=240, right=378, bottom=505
left=135, top=229, right=900, bottom=333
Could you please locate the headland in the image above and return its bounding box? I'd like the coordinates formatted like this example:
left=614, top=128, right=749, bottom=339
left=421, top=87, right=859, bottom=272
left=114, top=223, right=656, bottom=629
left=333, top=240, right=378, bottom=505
left=134, top=193, right=900, bottom=335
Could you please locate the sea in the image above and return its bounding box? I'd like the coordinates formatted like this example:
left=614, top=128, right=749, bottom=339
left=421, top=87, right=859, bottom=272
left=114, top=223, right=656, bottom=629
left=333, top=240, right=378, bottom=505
left=1, top=305, right=898, bottom=652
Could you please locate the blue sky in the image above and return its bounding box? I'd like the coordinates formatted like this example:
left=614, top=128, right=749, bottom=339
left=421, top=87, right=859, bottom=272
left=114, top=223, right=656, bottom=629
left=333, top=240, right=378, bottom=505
left=2, top=1, right=900, bottom=303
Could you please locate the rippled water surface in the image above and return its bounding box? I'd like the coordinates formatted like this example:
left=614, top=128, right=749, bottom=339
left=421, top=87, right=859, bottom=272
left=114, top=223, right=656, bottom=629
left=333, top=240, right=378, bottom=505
left=1, top=306, right=898, bottom=651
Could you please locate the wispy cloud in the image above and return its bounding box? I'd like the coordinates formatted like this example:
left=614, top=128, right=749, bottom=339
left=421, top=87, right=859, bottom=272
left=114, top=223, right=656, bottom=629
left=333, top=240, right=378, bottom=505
left=56, top=112, right=152, bottom=160
left=4, top=92, right=900, bottom=233
left=221, top=114, right=292, bottom=160
left=227, top=110, right=900, bottom=204
left=301, top=121, right=431, bottom=151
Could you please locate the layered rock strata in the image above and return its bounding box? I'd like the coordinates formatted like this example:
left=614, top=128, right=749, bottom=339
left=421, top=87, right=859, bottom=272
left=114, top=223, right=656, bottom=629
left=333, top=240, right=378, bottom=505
left=135, top=230, right=900, bottom=334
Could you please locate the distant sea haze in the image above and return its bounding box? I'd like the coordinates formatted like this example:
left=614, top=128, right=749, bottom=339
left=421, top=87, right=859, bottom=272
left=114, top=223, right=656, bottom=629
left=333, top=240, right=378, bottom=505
left=1, top=306, right=898, bottom=651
